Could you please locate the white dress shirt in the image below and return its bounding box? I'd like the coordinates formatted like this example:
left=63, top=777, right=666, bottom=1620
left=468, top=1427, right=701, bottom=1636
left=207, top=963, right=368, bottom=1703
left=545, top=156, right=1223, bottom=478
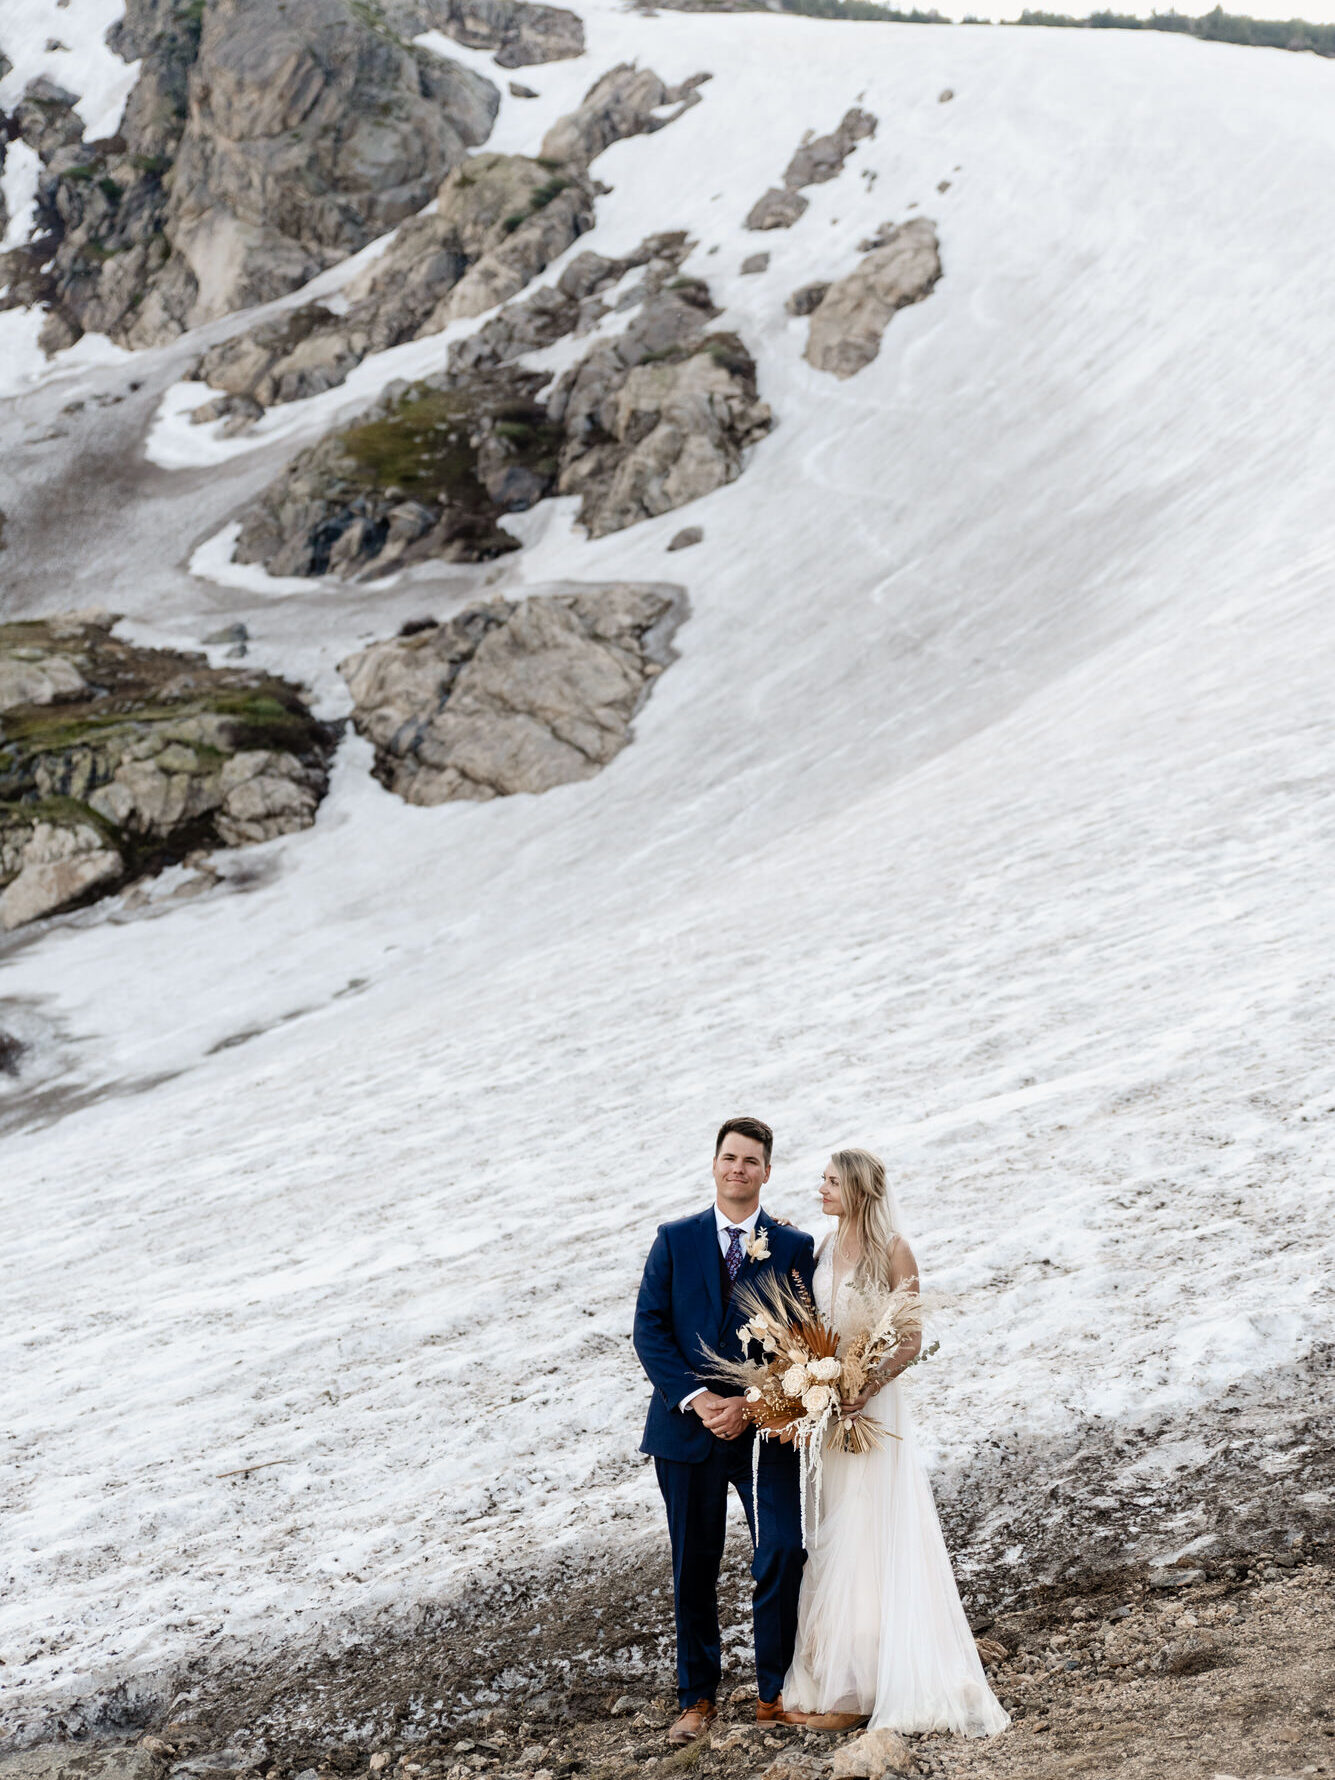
left=680, top=1205, right=762, bottom=1412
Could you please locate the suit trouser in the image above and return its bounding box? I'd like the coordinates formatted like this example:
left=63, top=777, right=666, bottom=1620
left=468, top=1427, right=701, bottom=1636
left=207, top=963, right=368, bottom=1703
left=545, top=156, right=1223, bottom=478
left=654, top=1434, right=806, bottom=1709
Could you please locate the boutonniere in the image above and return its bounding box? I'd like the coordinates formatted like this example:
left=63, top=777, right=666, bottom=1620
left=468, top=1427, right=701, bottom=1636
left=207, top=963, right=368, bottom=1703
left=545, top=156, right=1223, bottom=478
left=745, top=1229, right=770, bottom=1262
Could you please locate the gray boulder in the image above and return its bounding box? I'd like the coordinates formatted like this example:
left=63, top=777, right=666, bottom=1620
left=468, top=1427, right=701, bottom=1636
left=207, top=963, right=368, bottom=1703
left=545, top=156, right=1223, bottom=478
left=743, top=187, right=808, bottom=232
left=339, top=584, right=685, bottom=803
left=782, top=107, right=876, bottom=189
left=744, top=105, right=877, bottom=232
left=786, top=280, right=830, bottom=317
left=804, top=218, right=941, bottom=378
left=539, top=64, right=710, bottom=168
left=0, top=615, right=337, bottom=928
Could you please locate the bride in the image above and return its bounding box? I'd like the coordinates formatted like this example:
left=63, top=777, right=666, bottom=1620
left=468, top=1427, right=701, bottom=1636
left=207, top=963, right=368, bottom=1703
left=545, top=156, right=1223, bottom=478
left=781, top=1148, right=1009, bottom=1738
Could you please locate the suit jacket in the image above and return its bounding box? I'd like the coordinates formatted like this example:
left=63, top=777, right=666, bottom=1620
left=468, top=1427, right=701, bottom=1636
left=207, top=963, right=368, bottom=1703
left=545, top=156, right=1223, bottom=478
left=633, top=1205, right=818, bottom=1462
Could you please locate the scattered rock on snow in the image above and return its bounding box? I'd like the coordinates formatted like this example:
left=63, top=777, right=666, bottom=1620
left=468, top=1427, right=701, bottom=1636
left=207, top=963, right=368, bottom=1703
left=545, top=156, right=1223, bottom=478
left=744, top=187, right=809, bottom=232
left=339, top=584, right=685, bottom=803
left=786, top=280, right=830, bottom=317
left=740, top=251, right=769, bottom=274
left=509, top=81, right=539, bottom=97
left=744, top=107, right=876, bottom=230
left=939, top=86, right=955, bottom=101
left=539, top=64, right=710, bottom=168
left=804, top=217, right=941, bottom=378
left=667, top=526, right=703, bottom=551
left=0, top=615, right=336, bottom=929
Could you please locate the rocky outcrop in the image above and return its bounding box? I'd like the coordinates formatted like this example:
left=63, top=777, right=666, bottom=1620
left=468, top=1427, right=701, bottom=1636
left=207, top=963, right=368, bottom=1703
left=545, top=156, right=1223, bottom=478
left=547, top=285, right=773, bottom=538
left=233, top=368, right=560, bottom=577
left=391, top=0, right=585, bottom=66
left=339, top=584, right=685, bottom=803
left=232, top=277, right=773, bottom=574
left=191, top=66, right=709, bottom=420
left=539, top=65, right=710, bottom=168
left=193, top=152, right=593, bottom=419
left=744, top=105, right=876, bottom=231
left=2, top=0, right=499, bottom=352
left=445, top=231, right=691, bottom=374
left=802, top=217, right=941, bottom=377
left=0, top=615, right=337, bottom=929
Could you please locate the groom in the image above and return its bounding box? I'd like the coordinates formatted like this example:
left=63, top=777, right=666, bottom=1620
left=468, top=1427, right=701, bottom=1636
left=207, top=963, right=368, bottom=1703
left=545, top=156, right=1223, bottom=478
left=634, top=1115, right=816, bottom=1745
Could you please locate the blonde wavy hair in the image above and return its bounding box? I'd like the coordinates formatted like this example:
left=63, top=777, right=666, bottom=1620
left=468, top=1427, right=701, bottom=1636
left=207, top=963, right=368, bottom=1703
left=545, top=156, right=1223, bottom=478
left=830, top=1147, right=905, bottom=1293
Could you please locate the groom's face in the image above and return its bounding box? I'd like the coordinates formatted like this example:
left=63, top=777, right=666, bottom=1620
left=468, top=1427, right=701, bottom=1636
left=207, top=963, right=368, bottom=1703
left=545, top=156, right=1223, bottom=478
left=713, top=1130, right=771, bottom=1214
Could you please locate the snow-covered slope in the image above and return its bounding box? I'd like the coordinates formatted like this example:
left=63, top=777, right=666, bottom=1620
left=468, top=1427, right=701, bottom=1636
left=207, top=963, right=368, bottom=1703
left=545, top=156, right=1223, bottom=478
left=2, top=1, right=1334, bottom=1741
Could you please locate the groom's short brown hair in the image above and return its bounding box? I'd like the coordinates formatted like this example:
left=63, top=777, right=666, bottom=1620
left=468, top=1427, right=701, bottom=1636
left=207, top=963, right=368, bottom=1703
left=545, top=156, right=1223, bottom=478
left=715, top=1115, right=773, bottom=1165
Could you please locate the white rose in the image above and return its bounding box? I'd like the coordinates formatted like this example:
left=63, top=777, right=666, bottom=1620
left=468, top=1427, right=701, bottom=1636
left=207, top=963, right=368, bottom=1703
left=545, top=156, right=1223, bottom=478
left=802, top=1383, right=834, bottom=1416
left=745, top=1386, right=763, bottom=1402
left=781, top=1363, right=810, bottom=1399
left=809, top=1356, right=841, bottom=1383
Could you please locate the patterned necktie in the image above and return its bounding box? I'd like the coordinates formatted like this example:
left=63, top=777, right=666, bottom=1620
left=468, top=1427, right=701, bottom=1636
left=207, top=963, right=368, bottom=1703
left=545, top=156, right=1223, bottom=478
left=725, top=1226, right=745, bottom=1282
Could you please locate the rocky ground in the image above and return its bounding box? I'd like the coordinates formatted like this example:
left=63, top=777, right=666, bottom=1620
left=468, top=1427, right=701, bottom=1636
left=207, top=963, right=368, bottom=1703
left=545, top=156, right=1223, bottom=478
left=0, top=614, right=336, bottom=927
left=3, top=1548, right=1330, bottom=1780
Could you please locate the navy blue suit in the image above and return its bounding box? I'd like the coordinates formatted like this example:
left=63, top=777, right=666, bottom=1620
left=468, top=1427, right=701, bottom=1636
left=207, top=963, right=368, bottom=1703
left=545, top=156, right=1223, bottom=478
left=633, top=1206, right=817, bottom=1709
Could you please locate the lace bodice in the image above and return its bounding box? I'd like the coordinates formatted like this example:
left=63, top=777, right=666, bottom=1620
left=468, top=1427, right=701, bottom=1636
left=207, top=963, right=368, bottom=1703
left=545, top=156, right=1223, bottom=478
left=813, top=1238, right=853, bottom=1323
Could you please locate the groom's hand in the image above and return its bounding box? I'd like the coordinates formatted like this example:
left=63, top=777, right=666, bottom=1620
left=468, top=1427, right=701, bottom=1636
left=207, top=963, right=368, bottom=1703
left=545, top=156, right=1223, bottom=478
left=691, top=1391, right=749, bottom=1441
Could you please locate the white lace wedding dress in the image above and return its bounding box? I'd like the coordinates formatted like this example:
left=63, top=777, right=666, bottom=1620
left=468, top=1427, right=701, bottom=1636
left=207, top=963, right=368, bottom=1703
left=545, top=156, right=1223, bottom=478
left=783, top=1242, right=1009, bottom=1737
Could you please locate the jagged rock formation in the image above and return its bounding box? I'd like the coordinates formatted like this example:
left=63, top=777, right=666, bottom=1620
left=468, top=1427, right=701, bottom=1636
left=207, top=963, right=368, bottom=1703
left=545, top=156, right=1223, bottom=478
left=744, top=105, right=876, bottom=231
left=339, top=584, right=685, bottom=803
left=0, top=0, right=499, bottom=352
left=231, top=278, right=773, bottom=575
left=191, top=66, right=709, bottom=421
left=546, top=285, right=773, bottom=538
left=538, top=64, right=709, bottom=168
left=387, top=0, right=585, bottom=65
left=802, top=217, right=941, bottom=377
left=233, top=367, right=560, bottom=576
left=0, top=615, right=337, bottom=929
left=445, top=231, right=691, bottom=373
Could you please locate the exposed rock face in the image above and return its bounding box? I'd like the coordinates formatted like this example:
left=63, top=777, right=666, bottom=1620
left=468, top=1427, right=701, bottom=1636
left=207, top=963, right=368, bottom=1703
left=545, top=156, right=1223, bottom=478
left=194, top=152, right=594, bottom=419
left=233, top=368, right=561, bottom=577
left=191, top=66, right=708, bottom=418
left=0, top=615, right=337, bottom=928
left=445, top=231, right=691, bottom=374
left=547, top=286, right=773, bottom=539
left=393, top=0, right=585, bottom=66
left=786, top=279, right=830, bottom=317
left=339, top=584, right=685, bottom=803
left=233, top=277, right=773, bottom=575
left=744, top=105, right=876, bottom=232
left=803, top=218, right=941, bottom=378
left=539, top=65, right=710, bottom=168
left=1, top=0, right=499, bottom=351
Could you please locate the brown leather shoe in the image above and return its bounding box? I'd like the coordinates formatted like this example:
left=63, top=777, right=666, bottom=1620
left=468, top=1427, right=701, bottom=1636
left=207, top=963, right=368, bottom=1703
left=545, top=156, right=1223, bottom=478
left=756, top=1695, right=809, bottom=1726
left=799, top=1711, right=870, bottom=1731
left=668, top=1700, right=717, bottom=1744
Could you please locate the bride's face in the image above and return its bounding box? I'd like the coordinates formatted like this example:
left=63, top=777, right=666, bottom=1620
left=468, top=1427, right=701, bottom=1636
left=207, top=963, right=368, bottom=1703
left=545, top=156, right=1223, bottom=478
left=819, top=1162, right=845, bottom=1218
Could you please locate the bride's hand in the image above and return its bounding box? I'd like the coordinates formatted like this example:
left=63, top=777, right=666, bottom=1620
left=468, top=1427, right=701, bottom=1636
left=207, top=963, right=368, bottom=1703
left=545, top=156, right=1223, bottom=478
left=840, top=1383, right=879, bottom=1420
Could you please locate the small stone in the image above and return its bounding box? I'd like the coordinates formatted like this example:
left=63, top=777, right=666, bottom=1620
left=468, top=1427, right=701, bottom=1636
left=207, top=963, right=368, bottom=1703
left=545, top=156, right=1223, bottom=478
left=936, top=178, right=951, bottom=192
left=667, top=526, right=703, bottom=552
left=741, top=252, right=770, bottom=274
left=938, top=87, right=955, bottom=101
left=745, top=187, right=809, bottom=231
left=1149, top=1568, right=1205, bottom=1590
left=830, top=1728, right=912, bottom=1778
left=727, top=1684, right=756, bottom=1704
left=786, top=281, right=830, bottom=317
left=203, top=623, right=249, bottom=646
left=609, top=1695, right=638, bottom=1716
left=509, top=81, right=538, bottom=98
